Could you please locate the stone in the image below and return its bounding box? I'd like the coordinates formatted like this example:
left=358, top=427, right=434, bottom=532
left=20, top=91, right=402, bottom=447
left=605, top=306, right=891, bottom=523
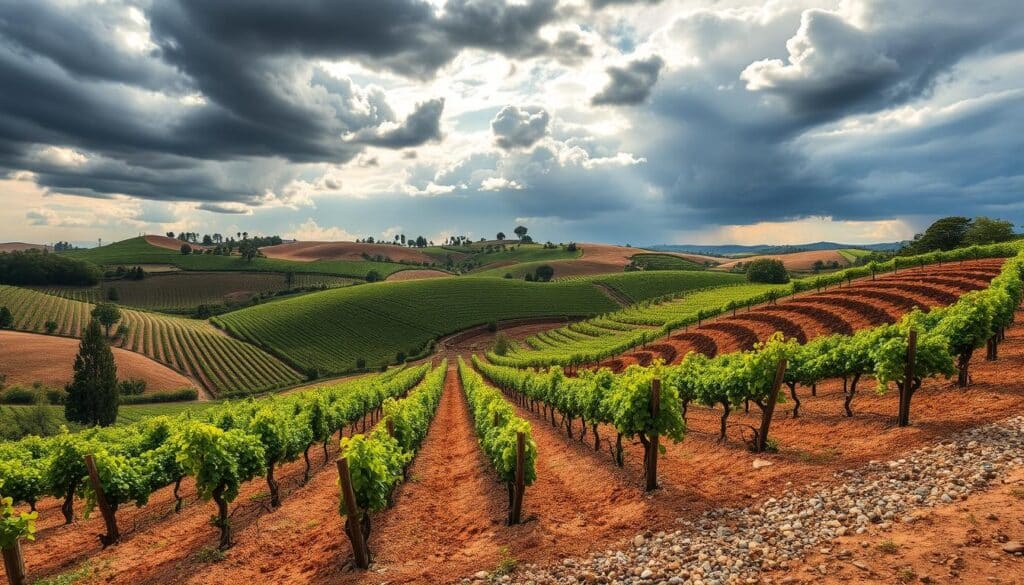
left=753, top=459, right=774, bottom=469
left=1001, top=541, right=1024, bottom=554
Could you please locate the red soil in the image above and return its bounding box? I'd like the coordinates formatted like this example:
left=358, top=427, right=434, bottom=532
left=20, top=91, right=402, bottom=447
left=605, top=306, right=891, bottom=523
left=7, top=260, right=1021, bottom=585
left=385, top=269, right=451, bottom=281
left=715, top=250, right=851, bottom=272
left=535, top=244, right=722, bottom=279
left=605, top=259, right=1004, bottom=368
left=0, top=330, right=197, bottom=392
left=259, top=241, right=434, bottom=264
left=789, top=467, right=1024, bottom=584
left=144, top=235, right=211, bottom=252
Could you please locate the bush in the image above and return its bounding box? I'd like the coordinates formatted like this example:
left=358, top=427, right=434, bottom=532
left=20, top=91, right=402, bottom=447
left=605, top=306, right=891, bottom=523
left=356, top=357, right=366, bottom=370
left=534, top=265, right=555, bottom=282
left=396, top=351, right=406, bottom=363
left=487, top=321, right=498, bottom=333
left=120, top=388, right=199, bottom=404
left=180, top=243, right=192, bottom=255
left=44, top=320, right=58, bottom=334
left=118, top=378, right=147, bottom=396
left=0, top=386, right=37, bottom=405
left=45, top=387, right=67, bottom=405
left=365, top=270, right=382, bottom=283
left=0, top=306, right=12, bottom=329
left=0, top=249, right=101, bottom=285
left=746, top=258, right=790, bottom=284
left=493, top=333, right=512, bottom=356
left=107, top=287, right=120, bottom=301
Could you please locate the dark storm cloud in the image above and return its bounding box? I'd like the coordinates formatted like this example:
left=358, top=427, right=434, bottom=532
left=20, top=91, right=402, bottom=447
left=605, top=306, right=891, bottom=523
left=0, top=0, right=566, bottom=210
left=491, top=106, right=551, bottom=150
left=591, top=55, right=665, bottom=105
left=355, top=99, right=446, bottom=148
left=590, top=0, right=662, bottom=7
left=740, top=2, right=1024, bottom=121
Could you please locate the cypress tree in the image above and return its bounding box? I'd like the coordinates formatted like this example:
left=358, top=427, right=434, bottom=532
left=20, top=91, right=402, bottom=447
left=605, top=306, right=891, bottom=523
left=65, top=319, right=119, bottom=426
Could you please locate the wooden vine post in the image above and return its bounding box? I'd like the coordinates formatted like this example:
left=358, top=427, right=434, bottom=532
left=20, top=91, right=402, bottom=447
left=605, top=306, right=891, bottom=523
left=509, top=432, right=526, bottom=525
left=84, top=454, right=119, bottom=546
left=756, top=359, right=787, bottom=453
left=645, top=379, right=661, bottom=491
left=897, top=330, right=918, bottom=428
left=2, top=540, right=27, bottom=585
left=336, top=458, right=370, bottom=569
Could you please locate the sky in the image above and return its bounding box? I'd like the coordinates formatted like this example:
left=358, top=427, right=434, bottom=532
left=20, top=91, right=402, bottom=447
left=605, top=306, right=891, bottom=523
left=0, top=0, right=1022, bottom=247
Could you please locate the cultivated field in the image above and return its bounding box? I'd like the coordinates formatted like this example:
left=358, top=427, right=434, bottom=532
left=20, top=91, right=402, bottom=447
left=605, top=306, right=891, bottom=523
left=0, top=285, right=302, bottom=397
left=0, top=330, right=195, bottom=392
left=714, top=249, right=852, bottom=272
left=213, top=277, right=619, bottom=374
left=34, top=272, right=354, bottom=311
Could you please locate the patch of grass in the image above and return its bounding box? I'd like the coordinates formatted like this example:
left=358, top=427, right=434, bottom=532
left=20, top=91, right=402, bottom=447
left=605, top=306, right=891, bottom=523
left=194, top=546, right=226, bottom=564
left=896, top=566, right=916, bottom=583
left=1009, top=487, right=1024, bottom=500
left=876, top=540, right=900, bottom=554
left=491, top=546, right=518, bottom=579
left=33, top=561, right=97, bottom=585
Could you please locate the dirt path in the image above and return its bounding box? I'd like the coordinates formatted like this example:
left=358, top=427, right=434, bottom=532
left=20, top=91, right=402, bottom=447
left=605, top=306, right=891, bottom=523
left=593, top=282, right=632, bottom=307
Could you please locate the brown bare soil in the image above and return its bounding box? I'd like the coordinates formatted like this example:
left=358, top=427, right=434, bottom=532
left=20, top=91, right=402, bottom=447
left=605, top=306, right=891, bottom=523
left=0, top=330, right=196, bottom=392
left=715, top=250, right=851, bottom=272
left=260, top=241, right=434, bottom=264
left=529, top=244, right=721, bottom=279
left=385, top=269, right=451, bottom=281
left=144, top=235, right=211, bottom=252
left=0, top=242, right=50, bottom=252
left=787, top=467, right=1024, bottom=584
left=605, top=259, right=1003, bottom=368
left=7, top=261, right=1023, bottom=585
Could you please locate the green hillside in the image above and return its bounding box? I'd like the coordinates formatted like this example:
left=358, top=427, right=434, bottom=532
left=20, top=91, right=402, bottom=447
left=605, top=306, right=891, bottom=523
left=589, top=271, right=746, bottom=303
left=64, top=237, right=410, bottom=279
left=214, top=278, right=618, bottom=374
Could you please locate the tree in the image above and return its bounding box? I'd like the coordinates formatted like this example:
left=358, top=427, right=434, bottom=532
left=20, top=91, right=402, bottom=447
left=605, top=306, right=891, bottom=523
left=904, top=216, right=971, bottom=254
left=496, top=232, right=506, bottom=241
left=180, top=243, right=192, bottom=255
left=0, top=306, right=12, bottom=329
left=107, top=287, right=119, bottom=302
left=64, top=320, right=119, bottom=427
left=44, top=320, right=58, bottom=335
left=963, top=216, right=1015, bottom=246
left=166, top=232, right=175, bottom=238
left=365, top=270, right=382, bottom=283
left=239, top=239, right=258, bottom=262
left=91, top=303, right=121, bottom=337
left=534, top=265, right=555, bottom=282
left=202, top=235, right=213, bottom=245
left=514, top=226, right=528, bottom=241
left=746, top=258, right=789, bottom=284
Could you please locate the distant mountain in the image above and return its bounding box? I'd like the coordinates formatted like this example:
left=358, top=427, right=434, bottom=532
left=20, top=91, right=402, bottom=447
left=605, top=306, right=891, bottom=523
left=648, top=241, right=906, bottom=257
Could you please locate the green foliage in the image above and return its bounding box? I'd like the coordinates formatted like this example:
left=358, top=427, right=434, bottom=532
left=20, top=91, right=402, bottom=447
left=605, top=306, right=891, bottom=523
left=82, top=450, right=151, bottom=515
left=90, top=302, right=121, bottom=335
left=459, top=359, right=537, bottom=485
left=627, top=253, right=704, bottom=271
left=746, top=258, right=790, bottom=284
left=963, top=216, right=1016, bottom=246
left=591, top=271, right=745, bottom=303
left=214, top=278, right=616, bottom=375
left=0, top=494, right=37, bottom=548
left=0, top=249, right=101, bottom=286
left=171, top=422, right=266, bottom=504
left=0, top=305, right=11, bottom=328
left=65, top=320, right=119, bottom=427
left=902, top=216, right=972, bottom=254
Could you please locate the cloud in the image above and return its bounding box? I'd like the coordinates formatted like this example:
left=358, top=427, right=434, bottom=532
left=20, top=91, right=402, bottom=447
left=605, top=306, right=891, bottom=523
left=197, top=202, right=253, bottom=215
left=355, top=99, right=445, bottom=148
left=491, top=105, right=551, bottom=150
left=591, top=55, right=664, bottom=105
left=287, top=218, right=358, bottom=242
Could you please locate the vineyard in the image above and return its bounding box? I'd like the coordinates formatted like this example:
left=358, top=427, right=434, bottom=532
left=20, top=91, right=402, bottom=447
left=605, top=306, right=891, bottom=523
left=0, top=286, right=302, bottom=397
left=213, top=277, right=619, bottom=374
left=33, top=272, right=355, bottom=312
left=64, top=237, right=412, bottom=279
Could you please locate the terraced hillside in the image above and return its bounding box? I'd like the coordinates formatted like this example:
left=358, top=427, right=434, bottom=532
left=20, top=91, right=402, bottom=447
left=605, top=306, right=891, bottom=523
left=602, top=259, right=1006, bottom=370
left=214, top=277, right=619, bottom=374
left=0, top=285, right=302, bottom=396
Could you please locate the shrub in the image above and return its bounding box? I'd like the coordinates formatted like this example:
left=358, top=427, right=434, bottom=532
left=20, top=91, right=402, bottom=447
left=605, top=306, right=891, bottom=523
left=365, top=270, right=382, bottom=283
left=120, top=388, right=198, bottom=404
left=534, top=265, right=555, bottom=282
left=0, top=306, right=12, bottom=329
left=44, top=320, right=58, bottom=335
left=107, top=287, right=120, bottom=301
left=118, top=379, right=147, bottom=396
left=493, top=333, right=512, bottom=356
left=746, top=258, right=790, bottom=284
left=356, top=358, right=366, bottom=370
left=0, top=386, right=37, bottom=405
left=487, top=321, right=498, bottom=333
left=180, top=243, right=192, bottom=255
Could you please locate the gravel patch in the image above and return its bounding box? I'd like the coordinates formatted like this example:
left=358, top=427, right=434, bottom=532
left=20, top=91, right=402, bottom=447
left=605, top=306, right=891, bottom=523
left=465, top=416, right=1024, bottom=585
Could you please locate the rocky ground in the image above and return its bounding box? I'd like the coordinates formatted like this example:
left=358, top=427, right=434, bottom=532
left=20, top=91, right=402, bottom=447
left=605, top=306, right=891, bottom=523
left=469, top=416, right=1024, bottom=585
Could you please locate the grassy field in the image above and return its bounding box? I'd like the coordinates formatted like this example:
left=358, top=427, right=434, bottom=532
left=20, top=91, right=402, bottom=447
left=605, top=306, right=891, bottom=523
left=33, top=272, right=355, bottom=311
left=837, top=248, right=873, bottom=263
left=588, top=271, right=745, bottom=303
left=214, top=277, right=618, bottom=374
left=628, top=253, right=705, bottom=271
left=0, top=285, right=302, bottom=396
left=65, top=237, right=413, bottom=279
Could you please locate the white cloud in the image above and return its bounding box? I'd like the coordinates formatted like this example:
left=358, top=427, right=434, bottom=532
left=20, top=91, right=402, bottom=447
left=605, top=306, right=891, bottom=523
left=286, top=218, right=358, bottom=242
